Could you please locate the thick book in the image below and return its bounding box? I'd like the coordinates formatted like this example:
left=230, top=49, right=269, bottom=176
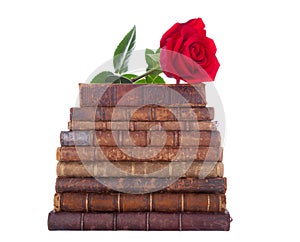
left=68, top=120, right=217, bottom=131
left=79, top=83, right=207, bottom=107
left=56, top=177, right=227, bottom=194
left=54, top=192, right=226, bottom=213
left=60, top=130, right=221, bottom=147
left=48, top=210, right=231, bottom=230
left=56, top=161, right=224, bottom=178
left=56, top=146, right=223, bottom=162
left=71, top=106, right=214, bottom=122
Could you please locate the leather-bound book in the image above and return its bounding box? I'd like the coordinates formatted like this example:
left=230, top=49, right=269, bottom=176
left=70, top=106, right=214, bottom=121
left=56, top=161, right=224, bottom=178
left=55, top=177, right=227, bottom=194
left=60, top=130, right=221, bottom=147
left=54, top=192, right=226, bottom=213
left=79, top=83, right=207, bottom=107
left=68, top=120, right=217, bottom=131
left=48, top=210, right=232, bottom=230
left=56, top=146, right=223, bottom=162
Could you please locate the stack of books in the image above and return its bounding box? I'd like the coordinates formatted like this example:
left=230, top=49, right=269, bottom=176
left=48, top=83, right=231, bottom=230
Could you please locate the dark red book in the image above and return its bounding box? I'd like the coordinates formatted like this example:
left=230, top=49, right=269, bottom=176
left=48, top=210, right=231, bottom=231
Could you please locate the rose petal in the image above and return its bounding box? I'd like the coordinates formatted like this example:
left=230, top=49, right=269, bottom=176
left=185, top=18, right=205, bottom=30
left=160, top=23, right=182, bottom=47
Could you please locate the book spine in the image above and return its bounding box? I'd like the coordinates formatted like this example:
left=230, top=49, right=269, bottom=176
left=70, top=106, right=214, bottom=121
left=68, top=121, right=217, bottom=131
left=56, top=161, right=224, bottom=178
left=56, top=146, right=223, bottom=162
left=55, top=177, right=227, bottom=194
left=48, top=210, right=231, bottom=230
left=60, top=130, right=221, bottom=147
left=79, top=83, right=207, bottom=107
left=54, top=193, right=226, bottom=213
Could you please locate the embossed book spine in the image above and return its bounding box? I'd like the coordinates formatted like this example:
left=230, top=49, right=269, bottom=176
left=56, top=161, right=224, bottom=178
left=68, top=120, right=217, bottom=131
left=54, top=193, right=226, bottom=213
left=60, top=130, right=221, bottom=147
left=56, top=146, right=223, bottom=162
left=55, top=177, right=227, bottom=194
left=70, top=106, right=214, bottom=121
left=79, top=83, right=207, bottom=107
left=48, top=210, right=231, bottom=231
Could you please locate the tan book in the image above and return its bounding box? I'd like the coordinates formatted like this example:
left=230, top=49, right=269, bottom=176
left=60, top=130, right=221, bottom=147
left=68, top=120, right=217, bottom=131
left=55, top=177, right=227, bottom=194
left=56, top=161, right=224, bottom=178
left=79, top=83, right=207, bottom=107
left=56, top=146, right=223, bottom=162
left=71, top=106, right=214, bottom=122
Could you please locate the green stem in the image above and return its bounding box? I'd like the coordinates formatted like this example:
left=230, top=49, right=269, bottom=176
left=131, top=68, right=158, bottom=82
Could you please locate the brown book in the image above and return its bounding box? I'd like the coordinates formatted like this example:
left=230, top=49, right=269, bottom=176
left=79, top=83, right=207, bottom=107
left=60, top=130, right=221, bottom=147
left=55, top=177, right=227, bottom=194
left=48, top=210, right=231, bottom=230
left=54, top=193, right=226, bottom=213
left=68, top=120, right=217, bottom=131
left=56, top=146, right=223, bottom=162
left=56, top=161, right=224, bottom=178
left=71, top=106, right=214, bottom=122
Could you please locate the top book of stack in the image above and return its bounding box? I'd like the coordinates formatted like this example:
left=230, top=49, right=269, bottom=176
left=79, top=83, right=207, bottom=107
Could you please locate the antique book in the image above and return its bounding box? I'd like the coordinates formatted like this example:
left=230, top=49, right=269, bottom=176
left=79, top=83, right=207, bottom=107
left=56, top=146, right=223, bottom=162
left=56, top=161, right=224, bottom=178
left=56, top=177, right=227, bottom=194
left=48, top=210, right=231, bottom=230
left=68, top=120, right=217, bottom=131
left=60, top=130, right=221, bottom=147
left=71, top=106, right=214, bottom=122
left=54, top=192, right=226, bottom=213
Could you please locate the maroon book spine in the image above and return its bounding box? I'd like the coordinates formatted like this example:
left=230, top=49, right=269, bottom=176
left=48, top=210, right=231, bottom=231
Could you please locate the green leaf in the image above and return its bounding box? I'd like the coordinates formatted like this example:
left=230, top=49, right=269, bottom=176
left=149, top=70, right=162, bottom=77
left=146, top=53, right=160, bottom=63
left=91, top=71, right=114, bottom=83
left=145, top=49, right=157, bottom=70
left=146, top=48, right=155, bottom=55
left=133, top=78, right=149, bottom=84
left=151, top=75, right=165, bottom=84
left=142, top=75, right=165, bottom=84
left=145, top=48, right=161, bottom=73
left=145, top=49, right=155, bottom=68
left=105, top=75, right=132, bottom=84
left=122, top=73, right=138, bottom=80
left=113, top=26, right=136, bottom=74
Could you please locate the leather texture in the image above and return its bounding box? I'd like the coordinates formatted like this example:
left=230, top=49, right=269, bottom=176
left=48, top=210, right=231, bottom=231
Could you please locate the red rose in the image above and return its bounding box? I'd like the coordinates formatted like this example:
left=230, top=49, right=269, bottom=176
left=160, top=18, right=220, bottom=83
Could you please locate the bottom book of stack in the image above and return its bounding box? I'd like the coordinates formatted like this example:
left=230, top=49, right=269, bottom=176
left=48, top=210, right=231, bottom=231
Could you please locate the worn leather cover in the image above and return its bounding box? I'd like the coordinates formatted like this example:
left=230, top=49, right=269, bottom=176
left=60, top=130, right=221, bottom=147
left=68, top=120, right=217, bottom=131
left=56, top=161, right=224, bottom=178
left=48, top=210, right=231, bottom=230
left=55, top=177, right=227, bottom=194
left=56, top=146, right=223, bottom=162
left=71, top=106, right=214, bottom=121
left=54, top=192, right=226, bottom=213
left=79, top=83, right=207, bottom=107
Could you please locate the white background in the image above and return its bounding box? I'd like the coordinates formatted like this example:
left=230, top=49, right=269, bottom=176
left=1, top=0, right=300, bottom=241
